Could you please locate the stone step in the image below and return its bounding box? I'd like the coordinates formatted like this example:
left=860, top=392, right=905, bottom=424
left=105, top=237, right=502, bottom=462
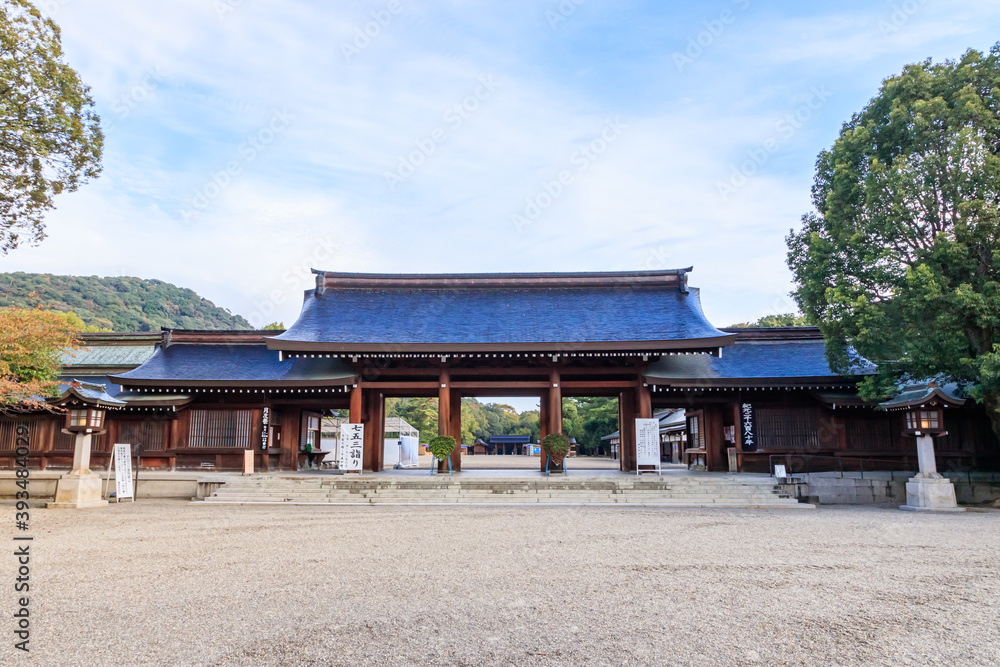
left=198, top=475, right=810, bottom=508
left=201, top=499, right=810, bottom=508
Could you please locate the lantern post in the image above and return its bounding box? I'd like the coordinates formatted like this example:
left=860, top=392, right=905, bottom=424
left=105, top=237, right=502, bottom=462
left=46, top=381, right=125, bottom=509
left=880, top=383, right=965, bottom=513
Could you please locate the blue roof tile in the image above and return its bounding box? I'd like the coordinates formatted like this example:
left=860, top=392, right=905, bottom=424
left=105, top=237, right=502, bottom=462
left=111, top=344, right=356, bottom=387
left=644, top=336, right=845, bottom=384
left=271, top=277, right=731, bottom=352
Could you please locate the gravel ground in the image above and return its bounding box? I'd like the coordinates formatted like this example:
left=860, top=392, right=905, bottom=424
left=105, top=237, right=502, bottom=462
left=2, top=501, right=999, bottom=666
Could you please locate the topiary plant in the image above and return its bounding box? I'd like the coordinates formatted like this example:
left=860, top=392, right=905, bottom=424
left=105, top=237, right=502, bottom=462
left=428, top=435, right=457, bottom=462
left=542, top=433, right=570, bottom=465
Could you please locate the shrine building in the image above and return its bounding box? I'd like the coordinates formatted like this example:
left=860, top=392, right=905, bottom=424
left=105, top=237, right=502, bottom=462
left=1, top=269, right=997, bottom=473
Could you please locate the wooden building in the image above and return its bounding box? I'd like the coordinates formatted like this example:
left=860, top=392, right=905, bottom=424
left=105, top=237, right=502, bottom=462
left=1, top=269, right=997, bottom=474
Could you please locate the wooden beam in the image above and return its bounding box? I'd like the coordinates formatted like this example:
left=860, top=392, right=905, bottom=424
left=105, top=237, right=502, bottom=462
left=561, top=380, right=642, bottom=390
left=449, top=381, right=551, bottom=390
left=360, top=381, right=440, bottom=390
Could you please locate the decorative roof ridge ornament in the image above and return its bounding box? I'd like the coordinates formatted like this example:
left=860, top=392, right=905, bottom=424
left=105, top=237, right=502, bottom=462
left=309, top=268, right=696, bottom=290
left=878, top=380, right=966, bottom=411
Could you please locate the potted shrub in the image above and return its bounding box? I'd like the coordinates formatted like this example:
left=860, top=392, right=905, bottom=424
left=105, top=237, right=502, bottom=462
left=428, top=435, right=456, bottom=475
left=542, top=433, right=570, bottom=474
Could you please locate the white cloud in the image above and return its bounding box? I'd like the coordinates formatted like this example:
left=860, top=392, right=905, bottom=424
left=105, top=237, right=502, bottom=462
left=8, top=0, right=1000, bottom=329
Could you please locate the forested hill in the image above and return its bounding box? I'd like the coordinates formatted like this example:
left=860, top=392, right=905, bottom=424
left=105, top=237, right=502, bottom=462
left=0, top=273, right=251, bottom=332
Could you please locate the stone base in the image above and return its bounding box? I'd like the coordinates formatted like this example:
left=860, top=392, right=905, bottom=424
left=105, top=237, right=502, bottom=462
left=46, top=473, right=108, bottom=510
left=899, top=475, right=965, bottom=513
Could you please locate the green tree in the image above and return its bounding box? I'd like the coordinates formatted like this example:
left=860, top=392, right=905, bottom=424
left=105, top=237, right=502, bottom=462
left=729, top=313, right=810, bottom=328
left=261, top=322, right=285, bottom=330
left=570, top=396, right=618, bottom=455
left=385, top=397, right=438, bottom=443
left=786, top=44, right=1000, bottom=439
left=1, top=1, right=103, bottom=253
left=0, top=273, right=252, bottom=330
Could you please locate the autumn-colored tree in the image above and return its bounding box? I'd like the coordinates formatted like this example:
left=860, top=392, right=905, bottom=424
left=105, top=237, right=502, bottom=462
left=0, top=307, right=82, bottom=413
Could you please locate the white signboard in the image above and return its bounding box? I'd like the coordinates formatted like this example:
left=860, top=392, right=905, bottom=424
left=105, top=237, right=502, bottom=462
left=113, top=443, right=134, bottom=501
left=635, top=418, right=661, bottom=474
left=774, top=464, right=787, bottom=479
left=338, top=423, right=364, bottom=472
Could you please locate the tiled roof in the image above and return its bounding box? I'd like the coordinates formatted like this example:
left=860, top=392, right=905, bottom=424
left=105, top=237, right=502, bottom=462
left=50, top=380, right=126, bottom=408
left=111, top=344, right=356, bottom=387
left=879, top=383, right=966, bottom=410
left=58, top=375, right=122, bottom=397
left=644, top=337, right=844, bottom=385
left=61, top=345, right=157, bottom=368
left=269, top=271, right=732, bottom=353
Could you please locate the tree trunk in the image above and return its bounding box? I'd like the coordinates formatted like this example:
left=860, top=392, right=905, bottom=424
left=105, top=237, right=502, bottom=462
left=982, top=391, right=1000, bottom=445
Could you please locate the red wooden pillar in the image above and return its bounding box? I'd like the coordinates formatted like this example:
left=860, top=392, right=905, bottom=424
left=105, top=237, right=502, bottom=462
left=438, top=369, right=451, bottom=472
left=619, top=390, right=636, bottom=472
left=369, top=391, right=385, bottom=472
left=539, top=388, right=550, bottom=471
left=280, top=407, right=300, bottom=470
left=636, top=383, right=653, bottom=419
left=704, top=405, right=725, bottom=472
left=350, top=383, right=363, bottom=423
left=540, top=369, right=562, bottom=471
left=450, top=390, right=462, bottom=472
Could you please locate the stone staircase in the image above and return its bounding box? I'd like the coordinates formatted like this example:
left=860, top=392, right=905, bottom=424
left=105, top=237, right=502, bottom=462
left=197, top=474, right=813, bottom=508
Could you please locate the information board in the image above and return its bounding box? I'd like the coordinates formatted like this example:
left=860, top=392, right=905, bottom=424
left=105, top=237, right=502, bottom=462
left=113, top=443, right=134, bottom=501
left=338, top=423, right=364, bottom=472
left=635, top=418, right=661, bottom=474
left=740, top=403, right=758, bottom=452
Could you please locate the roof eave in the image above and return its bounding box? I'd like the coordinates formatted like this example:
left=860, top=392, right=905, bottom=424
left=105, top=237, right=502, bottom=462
left=266, top=336, right=736, bottom=354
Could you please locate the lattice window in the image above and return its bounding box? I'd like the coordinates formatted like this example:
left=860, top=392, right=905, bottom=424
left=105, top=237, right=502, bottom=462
left=188, top=410, right=253, bottom=448
left=686, top=415, right=705, bottom=449
left=756, top=407, right=821, bottom=450
left=119, top=420, right=166, bottom=452
left=844, top=416, right=896, bottom=452
left=0, top=420, right=45, bottom=452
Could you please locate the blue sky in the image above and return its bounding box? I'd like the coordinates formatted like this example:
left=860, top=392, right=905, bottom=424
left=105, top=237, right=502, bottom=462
left=6, top=0, right=1000, bottom=336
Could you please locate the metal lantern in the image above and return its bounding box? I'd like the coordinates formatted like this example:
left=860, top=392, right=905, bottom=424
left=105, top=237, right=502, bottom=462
left=902, top=406, right=945, bottom=437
